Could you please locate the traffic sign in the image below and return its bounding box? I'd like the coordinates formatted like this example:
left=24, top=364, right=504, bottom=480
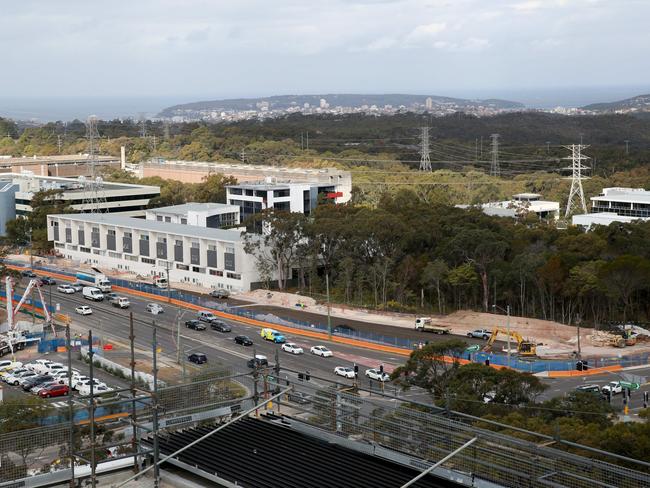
left=465, top=345, right=480, bottom=353
left=620, top=381, right=640, bottom=390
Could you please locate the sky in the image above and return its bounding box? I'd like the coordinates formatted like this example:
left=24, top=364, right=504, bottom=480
left=1, top=0, right=650, bottom=105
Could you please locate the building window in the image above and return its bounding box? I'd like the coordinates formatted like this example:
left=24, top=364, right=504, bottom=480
left=226, top=272, right=241, bottom=280
left=158, top=260, right=170, bottom=267
left=141, top=257, right=156, bottom=264
left=157, top=215, right=163, bottom=221
left=209, top=269, right=223, bottom=276
left=108, top=251, right=122, bottom=259
left=124, top=232, right=132, bottom=238
left=125, top=254, right=138, bottom=262
left=181, top=218, right=187, bottom=225
left=140, top=234, right=149, bottom=241
left=176, top=263, right=189, bottom=271
left=80, top=246, right=91, bottom=253
left=245, top=189, right=254, bottom=196
left=55, top=242, right=65, bottom=249
left=66, top=244, right=77, bottom=251
left=108, top=229, right=116, bottom=236
left=192, top=266, right=204, bottom=273
left=273, top=189, right=290, bottom=198
left=92, top=249, right=105, bottom=255
left=164, top=216, right=171, bottom=223
left=229, top=188, right=242, bottom=195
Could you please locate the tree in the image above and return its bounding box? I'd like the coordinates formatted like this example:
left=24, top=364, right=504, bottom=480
left=599, top=255, right=650, bottom=321
left=193, top=173, right=237, bottom=203
left=420, top=259, right=448, bottom=313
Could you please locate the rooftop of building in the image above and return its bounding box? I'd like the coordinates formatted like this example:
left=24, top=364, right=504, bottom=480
left=512, top=192, right=542, bottom=201
left=3, top=173, right=159, bottom=193
left=226, top=181, right=313, bottom=190
left=48, top=212, right=244, bottom=242
left=148, top=202, right=238, bottom=215
left=592, top=187, right=650, bottom=203
left=0, top=154, right=118, bottom=164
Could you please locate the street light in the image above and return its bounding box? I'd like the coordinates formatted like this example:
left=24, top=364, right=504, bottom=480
left=492, top=303, right=511, bottom=367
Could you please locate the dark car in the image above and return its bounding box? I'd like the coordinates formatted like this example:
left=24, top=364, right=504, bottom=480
left=185, top=320, right=207, bottom=331
left=21, top=270, right=36, bottom=278
left=188, top=353, right=208, bottom=365
left=22, top=374, right=54, bottom=391
left=247, top=355, right=268, bottom=368
left=211, top=320, right=232, bottom=333
left=39, top=277, right=56, bottom=285
left=333, top=324, right=355, bottom=335
left=105, top=292, right=118, bottom=300
left=209, top=288, right=230, bottom=299
left=287, top=391, right=312, bottom=405
left=234, top=335, right=253, bottom=346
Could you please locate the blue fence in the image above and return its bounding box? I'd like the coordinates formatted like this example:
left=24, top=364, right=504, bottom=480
left=10, top=260, right=650, bottom=373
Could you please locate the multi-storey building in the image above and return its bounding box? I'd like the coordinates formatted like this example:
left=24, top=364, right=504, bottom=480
left=573, top=187, right=650, bottom=228
left=47, top=207, right=268, bottom=292
left=145, top=202, right=240, bottom=229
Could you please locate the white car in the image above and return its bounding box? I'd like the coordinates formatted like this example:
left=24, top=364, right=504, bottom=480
left=78, top=383, right=113, bottom=397
left=45, top=363, right=67, bottom=375
left=602, top=381, right=623, bottom=395
left=147, top=303, right=164, bottom=314
left=25, top=359, right=53, bottom=372
left=57, top=284, right=75, bottom=294
left=365, top=368, right=390, bottom=382
left=75, top=305, right=93, bottom=315
left=4, top=369, right=31, bottom=385
left=334, top=366, right=355, bottom=379
left=281, top=343, right=304, bottom=355
left=310, top=346, right=333, bottom=357
left=73, top=377, right=105, bottom=391
left=0, top=360, right=22, bottom=372
left=70, top=282, right=84, bottom=292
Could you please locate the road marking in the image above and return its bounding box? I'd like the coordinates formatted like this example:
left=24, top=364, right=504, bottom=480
left=179, top=334, right=251, bottom=360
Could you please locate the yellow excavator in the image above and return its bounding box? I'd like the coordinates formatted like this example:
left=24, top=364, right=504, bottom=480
left=483, top=327, right=537, bottom=357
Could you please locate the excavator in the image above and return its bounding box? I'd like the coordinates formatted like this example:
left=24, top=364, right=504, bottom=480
left=483, top=327, right=537, bottom=357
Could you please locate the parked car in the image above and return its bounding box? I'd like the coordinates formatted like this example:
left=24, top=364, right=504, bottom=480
left=4, top=369, right=30, bottom=384
left=75, top=305, right=93, bottom=315
left=210, top=320, right=232, bottom=333
left=467, top=329, right=492, bottom=340
left=234, top=335, right=253, bottom=346
left=17, top=372, right=40, bottom=387
left=287, top=391, right=312, bottom=404
left=21, top=270, right=36, bottom=278
left=22, top=374, right=54, bottom=391
left=197, top=310, right=217, bottom=322
left=209, top=288, right=230, bottom=299
left=333, top=324, right=355, bottom=334
left=146, top=303, right=164, bottom=314
left=334, top=366, right=355, bottom=379
left=57, top=284, right=75, bottom=294
left=247, top=355, right=268, bottom=368
left=78, top=383, right=113, bottom=397
left=52, top=370, right=80, bottom=384
left=32, top=361, right=57, bottom=374
left=281, top=343, right=304, bottom=355
left=39, top=384, right=70, bottom=398
left=72, top=376, right=104, bottom=391
left=70, top=282, right=84, bottom=292
left=188, top=353, right=208, bottom=365
left=185, top=320, right=207, bottom=331
left=39, top=277, right=56, bottom=285
left=31, top=381, right=61, bottom=396
left=310, top=346, right=333, bottom=357
left=602, top=381, right=623, bottom=395
left=365, top=368, right=390, bottom=382
left=45, top=364, right=67, bottom=376
left=0, top=360, right=22, bottom=371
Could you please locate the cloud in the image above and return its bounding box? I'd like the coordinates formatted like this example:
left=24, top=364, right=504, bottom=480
left=405, top=22, right=447, bottom=44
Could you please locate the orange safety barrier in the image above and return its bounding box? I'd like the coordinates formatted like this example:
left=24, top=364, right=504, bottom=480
left=77, top=412, right=129, bottom=425
left=547, top=365, right=623, bottom=378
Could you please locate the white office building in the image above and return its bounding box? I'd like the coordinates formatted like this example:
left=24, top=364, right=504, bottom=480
left=459, top=193, right=560, bottom=221
left=572, top=187, right=650, bottom=228
left=226, top=180, right=344, bottom=222
left=145, top=202, right=240, bottom=229
left=47, top=206, right=270, bottom=292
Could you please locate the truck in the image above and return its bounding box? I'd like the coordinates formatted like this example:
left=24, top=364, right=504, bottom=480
left=414, top=318, right=451, bottom=334
left=76, top=269, right=111, bottom=292
left=82, top=286, right=104, bottom=301
left=153, top=276, right=168, bottom=289
left=109, top=296, right=130, bottom=309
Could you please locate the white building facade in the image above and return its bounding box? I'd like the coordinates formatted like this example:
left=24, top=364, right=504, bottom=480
left=145, top=202, right=240, bottom=228
left=572, top=187, right=650, bottom=228
left=47, top=211, right=267, bottom=292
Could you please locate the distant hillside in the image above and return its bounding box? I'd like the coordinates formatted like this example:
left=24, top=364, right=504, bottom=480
left=158, top=93, right=524, bottom=117
left=583, top=94, right=650, bottom=112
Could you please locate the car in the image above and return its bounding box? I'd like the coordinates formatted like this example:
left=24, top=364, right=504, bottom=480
left=188, top=353, right=207, bottom=365
left=334, top=366, right=355, bottom=379
left=39, top=384, right=70, bottom=398
left=247, top=355, right=269, bottom=368
left=78, top=384, right=113, bottom=397
left=75, top=305, right=93, bottom=315
left=287, top=391, right=312, bottom=404
left=365, top=368, right=390, bottom=382
left=197, top=310, right=217, bottom=322
left=31, top=381, right=61, bottom=395
left=45, top=363, right=67, bottom=375
left=72, top=376, right=104, bottom=391
left=21, top=270, right=36, bottom=278
left=39, top=277, right=56, bottom=285
left=3, top=368, right=30, bottom=384
left=260, top=328, right=286, bottom=343
left=467, top=329, right=492, bottom=340
left=57, top=284, right=75, bottom=294
left=209, top=288, right=230, bottom=299
left=22, top=375, right=54, bottom=391
left=16, top=372, right=40, bottom=387
left=70, top=282, right=84, bottom=292
left=234, top=335, right=253, bottom=346
left=282, top=343, right=304, bottom=355
left=52, top=370, right=80, bottom=384
left=0, top=360, right=22, bottom=371
left=185, top=320, right=207, bottom=331
left=575, top=384, right=601, bottom=394
left=146, top=303, right=164, bottom=314
left=310, top=346, right=333, bottom=357
left=601, top=381, right=623, bottom=395
left=31, top=361, right=57, bottom=374
left=210, top=320, right=232, bottom=333
left=333, top=324, right=355, bottom=335
left=105, top=292, right=118, bottom=300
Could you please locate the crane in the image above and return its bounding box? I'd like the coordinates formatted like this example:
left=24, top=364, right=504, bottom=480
left=483, top=327, right=537, bottom=357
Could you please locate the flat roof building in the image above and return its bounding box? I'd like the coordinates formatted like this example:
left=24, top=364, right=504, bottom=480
left=572, top=187, right=650, bottom=228
left=0, top=154, right=121, bottom=178
left=9, top=173, right=160, bottom=217
left=47, top=208, right=271, bottom=292
left=145, top=202, right=240, bottom=229
left=458, top=193, right=560, bottom=221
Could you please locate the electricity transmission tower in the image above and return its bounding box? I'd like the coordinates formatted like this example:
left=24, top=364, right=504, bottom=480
left=419, top=127, right=431, bottom=171
left=83, top=116, right=106, bottom=213
left=564, top=144, right=590, bottom=217
left=490, top=134, right=500, bottom=177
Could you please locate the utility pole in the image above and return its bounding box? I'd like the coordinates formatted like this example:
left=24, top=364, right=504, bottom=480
left=490, top=133, right=500, bottom=177
left=57, top=134, right=63, bottom=154
left=240, top=148, right=246, bottom=164
left=66, top=324, right=75, bottom=487
left=88, top=329, right=97, bottom=488
left=175, top=310, right=182, bottom=364
left=129, top=313, right=139, bottom=474
left=418, top=127, right=431, bottom=171
left=625, top=140, right=630, bottom=155
left=506, top=305, right=511, bottom=367
left=306, top=132, right=309, bottom=150
left=300, top=132, right=304, bottom=150
left=546, top=141, right=550, bottom=154
left=164, top=261, right=172, bottom=303
left=564, top=144, right=590, bottom=217
left=152, top=322, right=160, bottom=488
left=326, top=273, right=332, bottom=339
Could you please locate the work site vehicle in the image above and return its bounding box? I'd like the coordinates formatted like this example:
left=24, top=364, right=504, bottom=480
left=82, top=286, right=104, bottom=301
left=75, top=269, right=112, bottom=292
left=414, top=318, right=451, bottom=334
left=109, top=296, right=130, bottom=309
left=483, top=328, right=537, bottom=357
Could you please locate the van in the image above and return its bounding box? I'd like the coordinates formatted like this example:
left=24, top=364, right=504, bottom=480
left=197, top=310, right=217, bottom=322
left=82, top=287, right=104, bottom=301
left=260, top=328, right=286, bottom=344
